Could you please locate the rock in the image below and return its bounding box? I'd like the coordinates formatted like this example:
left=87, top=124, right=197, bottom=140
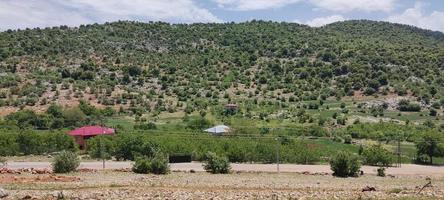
left=0, top=188, right=8, bottom=198
left=362, top=186, right=376, bottom=192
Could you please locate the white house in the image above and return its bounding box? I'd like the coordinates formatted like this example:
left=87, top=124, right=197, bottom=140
left=204, top=125, right=231, bottom=135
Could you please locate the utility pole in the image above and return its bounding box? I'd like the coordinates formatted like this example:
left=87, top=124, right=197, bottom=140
left=100, top=137, right=106, bottom=169
left=275, top=136, right=280, bottom=173
left=397, top=136, right=401, bottom=168
left=100, top=120, right=106, bottom=170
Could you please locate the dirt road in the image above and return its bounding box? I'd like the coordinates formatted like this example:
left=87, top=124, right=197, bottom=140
left=5, top=161, right=444, bottom=176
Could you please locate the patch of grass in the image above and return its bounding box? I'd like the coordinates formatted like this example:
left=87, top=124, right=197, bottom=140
left=388, top=188, right=403, bottom=194
left=106, top=117, right=135, bottom=131
left=109, top=183, right=125, bottom=188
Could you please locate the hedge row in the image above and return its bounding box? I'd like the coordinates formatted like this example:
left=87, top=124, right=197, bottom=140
left=0, top=131, right=77, bottom=156
left=86, top=133, right=353, bottom=164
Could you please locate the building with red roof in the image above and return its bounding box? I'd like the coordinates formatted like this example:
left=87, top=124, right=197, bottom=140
left=67, top=125, right=115, bottom=149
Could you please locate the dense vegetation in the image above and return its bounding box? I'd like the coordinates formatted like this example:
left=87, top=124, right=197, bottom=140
left=0, top=20, right=443, bottom=122
left=0, top=20, right=443, bottom=165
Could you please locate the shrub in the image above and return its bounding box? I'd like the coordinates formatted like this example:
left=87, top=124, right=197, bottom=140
left=186, top=117, right=211, bottom=130
left=132, top=152, right=170, bottom=174
left=343, top=135, right=352, bottom=144
left=330, top=151, right=361, bottom=177
left=397, top=100, right=421, bottom=112
left=203, top=151, right=231, bottom=174
left=0, top=133, right=19, bottom=156
left=362, top=145, right=393, bottom=167
left=132, top=157, right=151, bottom=174
left=429, top=109, right=437, bottom=116
left=148, top=153, right=170, bottom=174
left=52, top=151, right=80, bottom=173
left=0, top=157, right=6, bottom=167
left=114, top=134, right=159, bottom=160
left=134, top=122, right=157, bottom=130
left=377, top=167, right=386, bottom=177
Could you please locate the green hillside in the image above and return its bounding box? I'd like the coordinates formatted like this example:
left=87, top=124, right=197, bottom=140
left=0, top=20, right=443, bottom=123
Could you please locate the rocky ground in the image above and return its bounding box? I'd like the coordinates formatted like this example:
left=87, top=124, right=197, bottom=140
left=1, top=170, right=443, bottom=200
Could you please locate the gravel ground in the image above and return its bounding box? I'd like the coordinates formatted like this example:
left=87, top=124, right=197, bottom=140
left=1, top=171, right=443, bottom=199
left=6, top=162, right=444, bottom=175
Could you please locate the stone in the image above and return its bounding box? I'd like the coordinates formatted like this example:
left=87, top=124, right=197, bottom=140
left=0, top=188, right=8, bottom=198
left=362, top=186, right=376, bottom=192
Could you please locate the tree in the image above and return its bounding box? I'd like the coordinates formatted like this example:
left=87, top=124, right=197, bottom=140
left=362, top=145, right=393, bottom=167
left=87, top=136, right=115, bottom=160
left=5, top=110, right=39, bottom=129
left=47, top=103, right=63, bottom=118
left=330, top=151, right=361, bottom=177
left=415, top=132, right=444, bottom=165
left=186, top=117, right=211, bottom=130
left=78, top=100, right=99, bottom=116
left=62, top=108, right=87, bottom=127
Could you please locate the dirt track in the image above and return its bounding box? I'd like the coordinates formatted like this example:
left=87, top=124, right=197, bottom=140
left=5, top=162, right=444, bottom=176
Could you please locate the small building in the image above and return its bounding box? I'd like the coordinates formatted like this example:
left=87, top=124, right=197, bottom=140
left=224, top=103, right=239, bottom=115
left=67, top=126, right=115, bottom=150
left=204, top=125, right=231, bottom=135
left=224, top=103, right=238, bottom=111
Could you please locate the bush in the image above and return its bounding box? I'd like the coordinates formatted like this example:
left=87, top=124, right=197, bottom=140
left=330, top=151, right=361, bottom=177
left=132, top=157, right=151, bottom=174
left=132, top=152, right=170, bottom=174
left=186, top=117, right=211, bottom=130
left=203, top=151, right=231, bottom=174
left=114, top=134, right=159, bottom=160
left=362, top=145, right=393, bottom=167
left=52, top=151, right=80, bottom=173
left=149, top=153, right=170, bottom=174
left=397, top=100, right=421, bottom=112
left=134, top=122, right=157, bottom=130
left=343, top=135, right=352, bottom=144
left=0, top=157, right=6, bottom=167
left=429, top=109, right=437, bottom=116
left=377, top=167, right=386, bottom=177
left=0, top=133, right=19, bottom=156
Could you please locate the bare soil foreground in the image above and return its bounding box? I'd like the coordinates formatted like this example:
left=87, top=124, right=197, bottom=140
left=1, top=162, right=443, bottom=199
left=6, top=162, right=444, bottom=176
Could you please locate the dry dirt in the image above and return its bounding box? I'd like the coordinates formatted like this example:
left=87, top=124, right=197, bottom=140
left=6, top=162, right=444, bottom=176
left=0, top=170, right=443, bottom=199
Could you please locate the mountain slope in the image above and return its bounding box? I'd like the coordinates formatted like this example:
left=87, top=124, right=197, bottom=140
left=0, top=20, right=443, bottom=115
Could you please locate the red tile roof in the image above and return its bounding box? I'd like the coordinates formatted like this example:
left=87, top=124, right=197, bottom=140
left=68, top=126, right=115, bottom=136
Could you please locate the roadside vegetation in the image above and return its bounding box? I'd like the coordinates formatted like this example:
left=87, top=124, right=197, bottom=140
left=52, top=151, right=80, bottom=173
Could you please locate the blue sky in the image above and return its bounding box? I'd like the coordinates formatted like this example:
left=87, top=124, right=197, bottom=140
left=0, top=0, right=443, bottom=32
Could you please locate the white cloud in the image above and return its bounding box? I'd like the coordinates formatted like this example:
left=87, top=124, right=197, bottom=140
left=213, top=0, right=301, bottom=11
left=298, top=15, right=346, bottom=27
left=310, top=0, right=397, bottom=12
left=309, top=0, right=397, bottom=12
left=214, top=0, right=398, bottom=12
left=387, top=2, right=444, bottom=32
left=0, top=0, right=221, bottom=30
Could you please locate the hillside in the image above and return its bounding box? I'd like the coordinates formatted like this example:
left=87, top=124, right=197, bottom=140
left=0, top=20, right=443, bottom=120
